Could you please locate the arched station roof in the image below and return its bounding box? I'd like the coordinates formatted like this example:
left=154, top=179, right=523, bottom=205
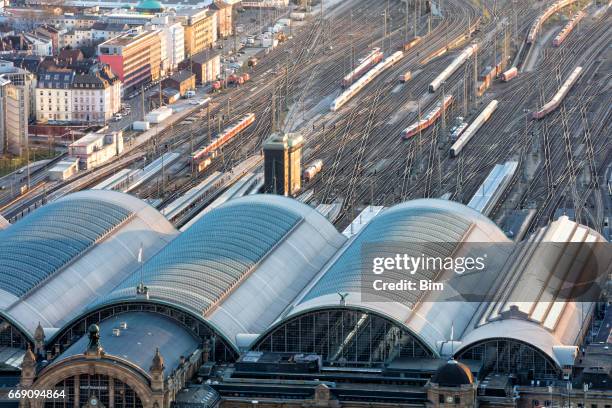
left=274, top=199, right=513, bottom=357
left=89, top=194, right=346, bottom=350
left=0, top=190, right=178, bottom=339
left=459, top=216, right=611, bottom=367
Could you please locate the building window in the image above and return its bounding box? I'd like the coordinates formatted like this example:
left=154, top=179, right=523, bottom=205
left=454, top=396, right=460, bottom=404
left=439, top=395, right=445, bottom=404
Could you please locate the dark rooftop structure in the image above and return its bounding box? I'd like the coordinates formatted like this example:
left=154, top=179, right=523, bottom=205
left=56, top=312, right=199, bottom=376
left=430, top=359, right=474, bottom=387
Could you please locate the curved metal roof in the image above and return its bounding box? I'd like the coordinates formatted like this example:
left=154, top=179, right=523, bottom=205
left=91, top=195, right=346, bottom=349
left=0, top=197, right=132, bottom=298
left=0, top=214, right=9, bottom=229
left=0, top=190, right=178, bottom=337
left=281, top=199, right=511, bottom=356
left=461, top=216, right=610, bottom=367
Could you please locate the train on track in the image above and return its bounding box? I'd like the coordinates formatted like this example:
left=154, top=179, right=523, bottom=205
left=331, top=51, right=404, bottom=112
left=532, top=66, right=582, bottom=119
left=303, top=160, right=323, bottom=182
left=477, top=58, right=506, bottom=96
left=429, top=43, right=478, bottom=93
left=527, top=0, right=578, bottom=44
left=449, top=119, right=468, bottom=140
left=399, top=71, right=412, bottom=83
left=500, top=67, right=518, bottom=82
left=402, top=36, right=421, bottom=51
left=401, top=95, right=454, bottom=139
left=450, top=99, right=498, bottom=157
left=552, top=9, right=585, bottom=46
left=191, top=113, right=256, bottom=167
left=341, top=48, right=384, bottom=88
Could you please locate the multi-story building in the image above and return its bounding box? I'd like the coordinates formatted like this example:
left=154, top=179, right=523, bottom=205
left=71, top=66, right=122, bottom=123
left=212, top=0, right=233, bottom=38
left=36, top=63, right=121, bottom=124
left=48, top=14, right=98, bottom=31
left=34, top=25, right=62, bottom=54
left=97, top=29, right=162, bottom=93
left=151, top=15, right=185, bottom=71
left=91, top=22, right=130, bottom=43
left=0, top=61, right=35, bottom=156
left=59, top=28, right=93, bottom=49
left=190, top=49, right=221, bottom=84
left=22, top=33, right=52, bottom=56
left=178, top=8, right=217, bottom=58
left=35, top=68, right=75, bottom=123
left=103, top=11, right=155, bottom=26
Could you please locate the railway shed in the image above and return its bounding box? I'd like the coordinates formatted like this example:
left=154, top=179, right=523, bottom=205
left=0, top=194, right=608, bottom=408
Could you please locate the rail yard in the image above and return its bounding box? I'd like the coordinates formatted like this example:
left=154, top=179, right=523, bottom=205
left=1, top=0, right=610, bottom=239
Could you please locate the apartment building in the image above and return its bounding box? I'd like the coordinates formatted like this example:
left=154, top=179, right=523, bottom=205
left=60, top=28, right=93, bottom=49
left=212, top=0, right=233, bottom=38
left=178, top=8, right=217, bottom=58
left=97, top=29, right=162, bottom=93
left=36, top=64, right=121, bottom=124
left=151, top=15, right=185, bottom=71
left=91, top=22, right=130, bottom=43
left=48, top=15, right=98, bottom=31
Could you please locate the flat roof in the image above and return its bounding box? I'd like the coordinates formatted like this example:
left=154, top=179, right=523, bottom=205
left=49, top=158, right=79, bottom=172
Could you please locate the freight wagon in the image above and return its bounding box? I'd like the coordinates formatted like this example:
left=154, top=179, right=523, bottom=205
left=500, top=67, right=518, bottom=82
left=401, top=95, right=454, bottom=139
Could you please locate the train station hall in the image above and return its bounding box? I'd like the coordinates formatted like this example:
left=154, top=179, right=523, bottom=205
left=0, top=190, right=610, bottom=408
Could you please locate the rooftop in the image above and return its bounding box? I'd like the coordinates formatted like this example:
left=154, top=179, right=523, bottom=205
left=53, top=312, right=198, bottom=376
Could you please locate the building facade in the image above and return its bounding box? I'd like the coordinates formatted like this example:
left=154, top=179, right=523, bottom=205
left=59, top=28, right=94, bottom=49
left=23, top=33, right=53, bottom=56
left=91, top=22, right=130, bottom=43
left=0, top=62, right=35, bottom=156
left=36, top=64, right=121, bottom=124
left=263, top=132, right=304, bottom=196
left=212, top=0, right=233, bottom=38
left=162, top=69, right=194, bottom=96
left=68, top=130, right=123, bottom=169
left=98, top=29, right=163, bottom=93
left=179, top=9, right=217, bottom=58
left=190, top=49, right=221, bottom=84
left=150, top=18, right=185, bottom=71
